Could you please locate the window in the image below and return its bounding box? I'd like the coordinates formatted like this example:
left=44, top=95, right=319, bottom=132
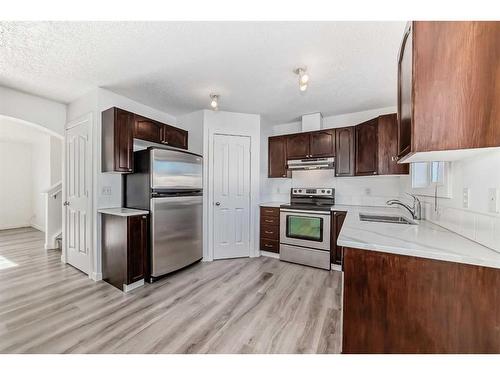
left=410, top=161, right=452, bottom=198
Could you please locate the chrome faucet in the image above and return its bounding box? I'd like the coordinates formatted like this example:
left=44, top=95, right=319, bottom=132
left=386, top=194, right=422, bottom=220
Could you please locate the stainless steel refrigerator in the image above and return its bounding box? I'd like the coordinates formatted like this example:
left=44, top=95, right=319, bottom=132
left=125, top=147, right=203, bottom=282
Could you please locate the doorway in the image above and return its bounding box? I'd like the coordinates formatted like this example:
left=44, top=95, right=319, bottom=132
left=211, top=134, right=251, bottom=259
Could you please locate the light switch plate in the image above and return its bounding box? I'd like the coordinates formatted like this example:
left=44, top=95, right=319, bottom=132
left=101, top=186, right=112, bottom=196
left=462, top=187, right=469, bottom=209
left=488, top=188, right=500, bottom=213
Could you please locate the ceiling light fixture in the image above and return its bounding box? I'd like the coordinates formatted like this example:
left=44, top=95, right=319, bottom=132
left=209, top=94, right=219, bottom=110
left=294, top=67, right=309, bottom=92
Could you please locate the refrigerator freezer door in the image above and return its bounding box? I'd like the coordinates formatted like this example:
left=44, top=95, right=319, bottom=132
left=151, top=148, right=203, bottom=190
left=150, top=195, right=203, bottom=277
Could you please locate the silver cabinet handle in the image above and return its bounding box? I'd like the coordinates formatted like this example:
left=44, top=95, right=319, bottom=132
left=215, top=202, right=221, bottom=206
left=265, top=219, right=273, bottom=223
left=264, top=244, right=273, bottom=248
left=264, top=231, right=273, bottom=234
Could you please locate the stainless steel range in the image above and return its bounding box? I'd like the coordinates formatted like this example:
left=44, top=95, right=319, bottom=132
left=279, top=188, right=335, bottom=270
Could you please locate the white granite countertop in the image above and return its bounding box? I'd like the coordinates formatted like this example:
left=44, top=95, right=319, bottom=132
left=336, top=205, right=500, bottom=270
left=98, top=208, right=149, bottom=217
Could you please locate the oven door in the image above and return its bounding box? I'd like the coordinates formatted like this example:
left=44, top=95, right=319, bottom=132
left=280, top=209, right=331, bottom=251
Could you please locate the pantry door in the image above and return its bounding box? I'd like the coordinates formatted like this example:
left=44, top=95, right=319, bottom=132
left=212, top=134, right=251, bottom=259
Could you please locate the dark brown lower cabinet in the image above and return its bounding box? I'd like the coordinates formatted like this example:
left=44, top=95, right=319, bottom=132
left=101, top=212, right=148, bottom=292
left=260, top=206, right=280, bottom=253
left=330, top=211, right=346, bottom=264
left=342, top=247, right=500, bottom=353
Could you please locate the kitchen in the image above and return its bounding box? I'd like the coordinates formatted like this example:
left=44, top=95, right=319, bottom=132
left=0, top=16, right=499, bottom=361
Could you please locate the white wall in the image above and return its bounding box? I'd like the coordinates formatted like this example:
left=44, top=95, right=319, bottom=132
left=30, top=137, right=51, bottom=231
left=400, top=149, right=500, bottom=251
left=176, top=110, right=204, bottom=155
left=0, top=142, right=33, bottom=230
left=0, top=85, right=66, bottom=137
left=203, top=110, right=261, bottom=260
left=0, top=117, right=62, bottom=232
left=260, top=106, right=401, bottom=205
left=50, top=136, right=63, bottom=185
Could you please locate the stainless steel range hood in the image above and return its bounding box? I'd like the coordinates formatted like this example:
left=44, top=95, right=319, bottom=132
left=287, top=157, right=334, bottom=170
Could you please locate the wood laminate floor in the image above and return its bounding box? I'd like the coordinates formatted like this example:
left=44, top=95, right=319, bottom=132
left=0, top=227, right=342, bottom=354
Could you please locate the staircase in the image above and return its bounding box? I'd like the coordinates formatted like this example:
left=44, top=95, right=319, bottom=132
left=55, top=234, right=62, bottom=250
left=43, top=182, right=63, bottom=250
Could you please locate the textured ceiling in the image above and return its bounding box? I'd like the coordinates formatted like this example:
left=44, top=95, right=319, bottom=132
left=0, top=21, right=406, bottom=124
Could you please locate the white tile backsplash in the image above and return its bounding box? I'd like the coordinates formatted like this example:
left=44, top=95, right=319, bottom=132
left=401, top=148, right=500, bottom=252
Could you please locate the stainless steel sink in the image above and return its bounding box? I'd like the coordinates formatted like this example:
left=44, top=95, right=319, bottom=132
left=359, top=213, right=417, bottom=225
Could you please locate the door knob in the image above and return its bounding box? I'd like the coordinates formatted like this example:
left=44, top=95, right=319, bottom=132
left=63, top=201, right=70, bottom=206
left=215, top=202, right=221, bottom=206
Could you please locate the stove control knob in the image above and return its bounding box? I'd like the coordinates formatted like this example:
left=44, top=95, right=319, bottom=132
left=321, top=189, right=325, bottom=193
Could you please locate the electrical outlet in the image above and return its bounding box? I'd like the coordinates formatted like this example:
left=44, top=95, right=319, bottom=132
left=365, top=188, right=371, bottom=196
left=462, top=187, right=469, bottom=209
left=101, top=186, right=112, bottom=196
left=488, top=188, right=500, bottom=213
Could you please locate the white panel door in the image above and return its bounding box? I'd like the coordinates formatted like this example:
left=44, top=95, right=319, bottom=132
left=213, top=134, right=251, bottom=259
left=65, top=118, right=91, bottom=274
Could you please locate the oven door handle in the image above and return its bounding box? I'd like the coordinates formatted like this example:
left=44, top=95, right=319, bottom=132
left=280, top=209, right=331, bottom=216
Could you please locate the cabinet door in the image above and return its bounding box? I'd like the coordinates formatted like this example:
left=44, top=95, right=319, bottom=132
left=127, top=215, right=147, bottom=285
left=114, top=108, right=134, bottom=173
left=355, top=119, right=378, bottom=176
left=268, top=136, right=288, bottom=178
left=335, top=127, right=355, bottom=177
left=134, top=116, right=161, bottom=143
left=331, top=211, right=346, bottom=264
left=286, top=133, right=310, bottom=159
left=397, top=22, right=413, bottom=158
left=162, top=125, right=188, bottom=149
left=378, top=114, right=409, bottom=175
left=310, top=129, right=335, bottom=157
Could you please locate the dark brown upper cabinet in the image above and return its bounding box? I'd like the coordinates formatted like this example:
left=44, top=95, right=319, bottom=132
left=102, top=107, right=134, bottom=173
left=335, top=127, right=355, bottom=177
left=134, top=116, right=162, bottom=143
left=310, top=129, right=335, bottom=158
left=397, top=22, right=413, bottom=159
left=397, top=21, right=500, bottom=161
left=102, top=107, right=189, bottom=173
left=162, top=125, right=188, bottom=149
left=355, top=118, right=378, bottom=176
left=286, top=132, right=310, bottom=159
left=378, top=114, right=409, bottom=175
left=268, top=136, right=289, bottom=178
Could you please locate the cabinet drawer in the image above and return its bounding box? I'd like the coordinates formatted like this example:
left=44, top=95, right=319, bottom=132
left=261, top=215, right=279, bottom=226
left=260, top=224, right=279, bottom=240
left=260, top=206, right=280, bottom=217
left=260, top=238, right=279, bottom=253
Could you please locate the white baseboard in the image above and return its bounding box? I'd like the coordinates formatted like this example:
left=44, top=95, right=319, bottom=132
left=260, top=250, right=279, bottom=259
left=0, top=223, right=31, bottom=231
left=91, top=272, right=102, bottom=281
left=30, top=223, right=44, bottom=232
left=123, top=279, right=144, bottom=293
left=331, top=263, right=342, bottom=272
